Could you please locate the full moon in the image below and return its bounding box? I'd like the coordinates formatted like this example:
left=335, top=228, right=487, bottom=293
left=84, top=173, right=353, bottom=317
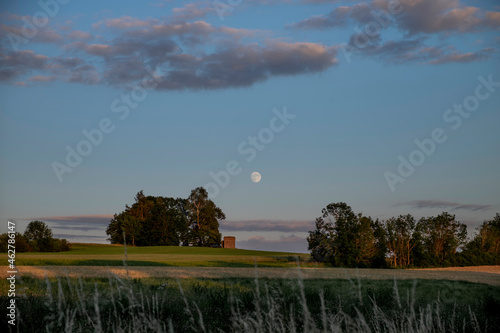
left=251, top=172, right=261, bottom=183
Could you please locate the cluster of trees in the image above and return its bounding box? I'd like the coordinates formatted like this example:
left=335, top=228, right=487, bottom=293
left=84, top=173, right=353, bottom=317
left=307, top=202, right=500, bottom=268
left=106, top=187, right=225, bottom=247
left=0, top=220, right=71, bottom=252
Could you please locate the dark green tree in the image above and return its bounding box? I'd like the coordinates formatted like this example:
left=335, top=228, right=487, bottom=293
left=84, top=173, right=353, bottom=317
left=468, top=213, right=500, bottom=254
left=307, top=216, right=335, bottom=263
left=106, top=188, right=224, bottom=247
left=371, top=218, right=388, bottom=268
left=0, top=232, right=31, bottom=252
left=307, top=202, right=377, bottom=267
left=185, top=187, right=225, bottom=246
left=139, top=197, right=187, bottom=246
left=24, top=220, right=54, bottom=252
left=385, top=214, right=417, bottom=268
left=106, top=191, right=155, bottom=245
left=416, top=212, right=467, bottom=265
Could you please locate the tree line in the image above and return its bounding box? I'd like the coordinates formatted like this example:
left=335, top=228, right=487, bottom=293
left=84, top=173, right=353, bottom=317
left=0, top=220, right=71, bottom=252
left=307, top=202, right=500, bottom=268
left=106, top=187, right=225, bottom=247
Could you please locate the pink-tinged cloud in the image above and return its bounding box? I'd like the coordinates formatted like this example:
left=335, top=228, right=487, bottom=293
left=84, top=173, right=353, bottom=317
left=92, top=16, right=153, bottom=30
left=292, top=0, right=500, bottom=35
left=28, top=75, right=57, bottom=82
left=221, top=220, right=314, bottom=232
left=485, top=11, right=500, bottom=27
left=171, top=3, right=214, bottom=21
left=67, top=30, right=93, bottom=41
left=427, top=47, right=495, bottom=65
left=86, top=44, right=114, bottom=57
left=0, top=50, right=49, bottom=81
left=237, top=234, right=308, bottom=253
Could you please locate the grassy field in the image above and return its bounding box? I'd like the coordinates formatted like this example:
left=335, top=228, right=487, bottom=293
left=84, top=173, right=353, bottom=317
left=1, top=274, right=500, bottom=332
left=1, top=243, right=311, bottom=267
left=2, top=243, right=500, bottom=332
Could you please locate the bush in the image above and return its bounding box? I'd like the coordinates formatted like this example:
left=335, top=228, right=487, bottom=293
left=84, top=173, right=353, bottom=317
left=0, top=232, right=31, bottom=252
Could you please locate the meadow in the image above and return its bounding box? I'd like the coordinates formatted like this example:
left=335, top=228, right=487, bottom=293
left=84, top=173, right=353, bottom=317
left=4, top=243, right=310, bottom=267
left=1, top=244, right=500, bottom=332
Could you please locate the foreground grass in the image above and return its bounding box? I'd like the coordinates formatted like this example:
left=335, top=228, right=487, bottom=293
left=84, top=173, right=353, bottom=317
left=1, top=243, right=313, bottom=267
left=1, top=273, right=499, bottom=332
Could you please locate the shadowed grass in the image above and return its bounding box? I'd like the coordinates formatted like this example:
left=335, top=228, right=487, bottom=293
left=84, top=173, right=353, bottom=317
left=1, top=273, right=499, bottom=332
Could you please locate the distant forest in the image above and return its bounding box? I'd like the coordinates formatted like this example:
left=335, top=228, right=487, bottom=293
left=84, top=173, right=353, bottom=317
left=308, top=202, right=500, bottom=268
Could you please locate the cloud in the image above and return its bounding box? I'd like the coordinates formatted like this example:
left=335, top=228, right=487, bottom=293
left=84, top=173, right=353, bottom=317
left=35, top=215, right=112, bottom=232
left=66, top=30, right=93, bottom=41
left=53, top=234, right=109, bottom=243
left=0, top=49, right=48, bottom=81
left=396, top=200, right=493, bottom=212
left=0, top=18, right=64, bottom=45
left=292, top=0, right=500, bottom=34
left=92, top=16, right=153, bottom=30
left=237, top=234, right=308, bottom=253
left=221, top=220, right=315, bottom=232
left=153, top=41, right=337, bottom=90
left=485, top=11, right=500, bottom=27
left=171, top=3, right=214, bottom=21
left=343, top=33, right=495, bottom=65
left=28, top=75, right=56, bottom=82
left=291, top=3, right=372, bottom=29
left=1, top=15, right=338, bottom=90
left=427, top=47, right=495, bottom=64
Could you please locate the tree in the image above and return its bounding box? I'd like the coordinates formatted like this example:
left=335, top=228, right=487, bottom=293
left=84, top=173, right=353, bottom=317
left=118, top=214, right=142, bottom=246
left=20, top=220, right=70, bottom=252
left=307, top=202, right=378, bottom=267
left=0, top=232, right=31, bottom=252
left=185, top=187, right=225, bottom=246
left=307, top=217, right=336, bottom=263
left=106, top=191, right=155, bottom=245
left=24, top=220, right=54, bottom=252
left=385, top=214, right=417, bottom=268
left=416, top=212, right=467, bottom=265
left=140, top=196, right=186, bottom=246
left=106, top=188, right=224, bottom=247
left=470, top=213, right=500, bottom=254
left=371, top=219, right=389, bottom=268
left=354, top=215, right=377, bottom=266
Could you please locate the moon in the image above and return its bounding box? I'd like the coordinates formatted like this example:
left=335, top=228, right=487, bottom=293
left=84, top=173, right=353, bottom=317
left=251, top=172, right=261, bottom=183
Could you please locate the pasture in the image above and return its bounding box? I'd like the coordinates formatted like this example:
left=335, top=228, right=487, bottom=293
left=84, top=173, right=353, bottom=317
left=2, top=243, right=310, bottom=267
left=1, top=243, right=500, bottom=332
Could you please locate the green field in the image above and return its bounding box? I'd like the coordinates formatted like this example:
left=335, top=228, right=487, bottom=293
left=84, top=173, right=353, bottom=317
left=2, top=243, right=500, bottom=332
left=3, top=243, right=312, bottom=267
left=2, top=273, right=500, bottom=332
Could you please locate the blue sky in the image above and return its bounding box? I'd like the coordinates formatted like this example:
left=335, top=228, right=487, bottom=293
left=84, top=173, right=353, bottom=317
left=1, top=0, right=499, bottom=252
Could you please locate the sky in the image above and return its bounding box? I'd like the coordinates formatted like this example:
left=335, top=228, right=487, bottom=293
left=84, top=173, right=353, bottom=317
left=1, top=0, right=499, bottom=253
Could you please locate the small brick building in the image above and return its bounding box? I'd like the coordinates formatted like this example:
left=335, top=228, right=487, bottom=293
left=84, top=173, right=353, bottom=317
left=221, top=236, right=235, bottom=249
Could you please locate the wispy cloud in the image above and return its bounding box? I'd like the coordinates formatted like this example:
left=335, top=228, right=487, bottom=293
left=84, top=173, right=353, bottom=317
left=53, top=233, right=109, bottom=244
left=291, top=0, right=500, bottom=34
left=171, top=3, right=214, bottom=21
left=343, top=34, right=496, bottom=65
left=33, top=215, right=112, bottom=232
left=221, top=220, right=314, bottom=232
left=396, top=200, right=493, bottom=212
left=237, top=234, right=308, bottom=253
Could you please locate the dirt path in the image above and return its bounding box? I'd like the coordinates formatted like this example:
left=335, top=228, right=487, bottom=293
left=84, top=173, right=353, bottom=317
left=2, top=266, right=499, bottom=286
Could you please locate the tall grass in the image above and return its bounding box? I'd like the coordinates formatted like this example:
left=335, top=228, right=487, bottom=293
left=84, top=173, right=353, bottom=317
left=2, top=269, right=499, bottom=333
